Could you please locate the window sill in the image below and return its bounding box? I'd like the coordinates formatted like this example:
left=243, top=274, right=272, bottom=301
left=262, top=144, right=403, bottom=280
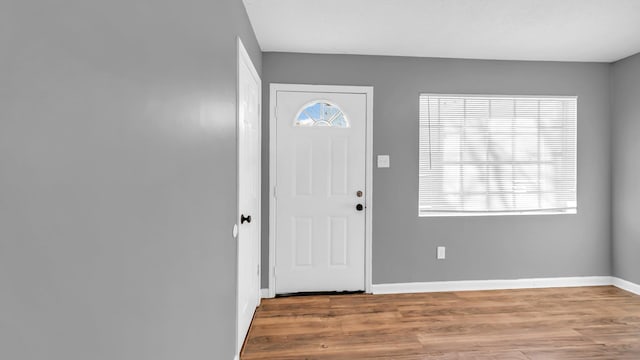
left=418, top=209, right=577, bottom=217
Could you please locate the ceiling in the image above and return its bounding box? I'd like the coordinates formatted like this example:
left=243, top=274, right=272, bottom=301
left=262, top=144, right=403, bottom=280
left=243, top=0, right=640, bottom=62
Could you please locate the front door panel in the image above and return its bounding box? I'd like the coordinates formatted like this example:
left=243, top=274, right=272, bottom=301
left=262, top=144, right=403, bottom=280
left=275, top=90, right=367, bottom=294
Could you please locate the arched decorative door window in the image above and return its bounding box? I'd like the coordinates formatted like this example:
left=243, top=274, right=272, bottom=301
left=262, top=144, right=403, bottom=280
left=294, top=101, right=349, bottom=128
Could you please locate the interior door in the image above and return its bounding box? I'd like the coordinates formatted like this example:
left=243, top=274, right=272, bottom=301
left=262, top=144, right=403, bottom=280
left=275, top=89, right=367, bottom=294
left=236, top=40, right=261, bottom=354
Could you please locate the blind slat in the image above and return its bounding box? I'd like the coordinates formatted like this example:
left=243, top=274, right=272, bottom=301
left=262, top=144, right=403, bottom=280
left=419, top=94, right=577, bottom=216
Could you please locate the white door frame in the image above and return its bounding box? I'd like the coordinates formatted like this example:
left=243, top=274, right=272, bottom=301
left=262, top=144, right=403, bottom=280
left=236, top=37, right=261, bottom=358
left=268, top=83, right=373, bottom=298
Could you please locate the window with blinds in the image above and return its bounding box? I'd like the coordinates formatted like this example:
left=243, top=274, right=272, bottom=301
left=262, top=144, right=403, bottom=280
left=419, top=94, right=577, bottom=216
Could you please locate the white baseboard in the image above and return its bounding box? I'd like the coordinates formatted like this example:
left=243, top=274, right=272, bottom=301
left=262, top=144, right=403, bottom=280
left=260, top=277, right=638, bottom=297
left=372, top=276, right=613, bottom=295
left=612, top=277, right=640, bottom=295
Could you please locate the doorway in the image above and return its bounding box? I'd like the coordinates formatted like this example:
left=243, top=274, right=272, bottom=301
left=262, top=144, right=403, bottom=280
left=269, top=84, right=373, bottom=296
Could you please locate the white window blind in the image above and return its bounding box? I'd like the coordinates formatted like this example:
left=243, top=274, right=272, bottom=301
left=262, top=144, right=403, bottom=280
left=419, top=94, right=577, bottom=216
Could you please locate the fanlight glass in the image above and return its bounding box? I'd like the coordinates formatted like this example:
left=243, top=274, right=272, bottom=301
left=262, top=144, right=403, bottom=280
left=294, top=101, right=349, bottom=128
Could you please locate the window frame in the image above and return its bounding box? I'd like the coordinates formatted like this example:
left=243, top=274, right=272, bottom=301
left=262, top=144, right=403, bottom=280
left=418, top=93, right=578, bottom=217
left=293, top=100, right=350, bottom=128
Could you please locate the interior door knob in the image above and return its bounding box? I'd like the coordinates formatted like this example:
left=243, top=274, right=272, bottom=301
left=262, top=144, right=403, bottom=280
left=356, top=204, right=364, bottom=211
left=241, top=214, right=252, bottom=224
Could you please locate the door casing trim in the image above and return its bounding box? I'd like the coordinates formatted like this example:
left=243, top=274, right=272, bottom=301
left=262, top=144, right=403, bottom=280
left=268, top=83, right=374, bottom=298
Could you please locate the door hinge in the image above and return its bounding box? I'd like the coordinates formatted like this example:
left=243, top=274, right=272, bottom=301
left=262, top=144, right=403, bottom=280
left=257, top=264, right=260, bottom=276
left=273, top=267, right=277, bottom=278
left=273, top=186, right=277, bottom=199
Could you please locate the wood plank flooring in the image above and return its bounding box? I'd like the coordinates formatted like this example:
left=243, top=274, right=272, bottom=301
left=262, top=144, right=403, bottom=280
left=241, top=286, right=640, bottom=359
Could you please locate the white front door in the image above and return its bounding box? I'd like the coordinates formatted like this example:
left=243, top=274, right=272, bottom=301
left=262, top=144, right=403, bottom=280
left=236, top=39, right=261, bottom=354
left=274, top=88, right=368, bottom=294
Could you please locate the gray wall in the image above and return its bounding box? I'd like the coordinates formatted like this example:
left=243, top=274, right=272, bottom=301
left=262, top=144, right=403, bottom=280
left=262, top=53, right=611, bottom=287
left=611, top=52, right=640, bottom=285
left=0, top=1, right=260, bottom=359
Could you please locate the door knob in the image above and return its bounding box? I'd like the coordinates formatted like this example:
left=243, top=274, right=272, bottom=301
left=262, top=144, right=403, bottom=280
left=241, top=214, right=252, bottom=224
left=356, top=204, right=364, bottom=211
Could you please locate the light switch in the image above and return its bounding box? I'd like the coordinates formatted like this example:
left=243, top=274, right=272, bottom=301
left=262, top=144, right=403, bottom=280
left=437, top=246, right=446, bottom=260
left=377, top=155, right=390, bottom=168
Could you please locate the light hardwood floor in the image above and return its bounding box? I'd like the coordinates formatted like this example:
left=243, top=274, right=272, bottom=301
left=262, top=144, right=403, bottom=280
left=241, top=286, right=640, bottom=359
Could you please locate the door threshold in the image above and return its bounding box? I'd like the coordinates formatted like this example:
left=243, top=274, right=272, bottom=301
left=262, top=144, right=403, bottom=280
left=276, top=290, right=365, bottom=298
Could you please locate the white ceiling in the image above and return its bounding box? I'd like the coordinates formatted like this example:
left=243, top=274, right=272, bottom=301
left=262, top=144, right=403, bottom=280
left=243, top=0, right=640, bottom=62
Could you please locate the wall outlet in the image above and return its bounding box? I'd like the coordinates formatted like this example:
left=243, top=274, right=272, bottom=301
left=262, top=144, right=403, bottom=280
left=437, top=246, right=446, bottom=260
